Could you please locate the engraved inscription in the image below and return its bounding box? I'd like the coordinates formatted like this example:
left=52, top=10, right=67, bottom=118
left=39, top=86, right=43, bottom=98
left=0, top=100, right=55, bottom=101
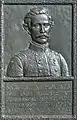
left=4, top=81, right=72, bottom=115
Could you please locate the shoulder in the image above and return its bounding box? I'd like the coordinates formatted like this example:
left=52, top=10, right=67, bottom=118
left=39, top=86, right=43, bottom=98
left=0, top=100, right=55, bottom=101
left=9, top=47, right=33, bottom=65
left=49, top=49, right=68, bottom=64
left=50, top=50, right=69, bottom=76
left=50, top=50, right=66, bottom=60
left=51, top=50, right=60, bottom=56
left=49, top=50, right=61, bottom=60
left=52, top=51, right=69, bottom=71
left=13, top=48, right=30, bottom=61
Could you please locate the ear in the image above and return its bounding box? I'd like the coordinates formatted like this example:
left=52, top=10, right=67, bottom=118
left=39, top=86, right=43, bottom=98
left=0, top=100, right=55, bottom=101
left=51, top=20, right=55, bottom=28
left=23, top=23, right=31, bottom=35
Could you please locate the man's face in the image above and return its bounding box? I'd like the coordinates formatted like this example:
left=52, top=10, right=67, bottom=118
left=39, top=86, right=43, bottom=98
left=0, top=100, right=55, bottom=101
left=30, top=14, right=51, bottom=44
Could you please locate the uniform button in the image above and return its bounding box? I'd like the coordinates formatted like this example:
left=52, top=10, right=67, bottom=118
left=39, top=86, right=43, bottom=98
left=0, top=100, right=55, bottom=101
left=38, top=61, right=41, bottom=64
left=11, top=61, right=14, bottom=63
left=55, top=68, right=57, bottom=72
left=39, top=70, right=42, bottom=72
left=37, top=59, right=41, bottom=63
left=38, top=64, right=42, bottom=68
left=53, top=59, right=56, bottom=65
left=35, top=53, right=38, bottom=56
left=53, top=59, right=56, bottom=62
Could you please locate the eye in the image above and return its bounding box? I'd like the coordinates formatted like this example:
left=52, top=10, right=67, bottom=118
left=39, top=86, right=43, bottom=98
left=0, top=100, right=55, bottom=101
left=32, top=24, right=40, bottom=28
left=44, top=23, right=50, bottom=27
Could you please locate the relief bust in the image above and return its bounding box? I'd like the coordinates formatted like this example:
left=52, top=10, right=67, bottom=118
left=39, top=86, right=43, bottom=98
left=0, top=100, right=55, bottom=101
left=7, top=7, right=69, bottom=77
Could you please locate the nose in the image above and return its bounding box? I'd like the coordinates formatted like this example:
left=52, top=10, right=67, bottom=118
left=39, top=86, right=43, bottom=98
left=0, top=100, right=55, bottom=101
left=40, top=24, right=45, bottom=33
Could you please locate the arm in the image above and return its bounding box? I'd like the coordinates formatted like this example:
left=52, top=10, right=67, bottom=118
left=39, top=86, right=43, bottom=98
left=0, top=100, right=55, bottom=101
left=7, top=55, right=23, bottom=77
left=59, top=54, right=69, bottom=76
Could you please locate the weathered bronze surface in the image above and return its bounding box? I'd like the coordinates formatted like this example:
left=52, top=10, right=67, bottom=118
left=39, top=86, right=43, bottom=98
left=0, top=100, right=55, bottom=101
left=1, top=1, right=76, bottom=120
left=6, top=7, right=69, bottom=77
left=4, top=81, right=72, bottom=115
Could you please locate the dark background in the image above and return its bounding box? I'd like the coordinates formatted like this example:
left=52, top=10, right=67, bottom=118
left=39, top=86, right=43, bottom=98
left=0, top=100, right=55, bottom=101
left=3, top=5, right=72, bottom=76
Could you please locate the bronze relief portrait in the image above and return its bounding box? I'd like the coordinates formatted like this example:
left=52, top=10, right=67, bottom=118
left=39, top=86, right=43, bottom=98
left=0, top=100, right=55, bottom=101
left=6, top=6, right=70, bottom=77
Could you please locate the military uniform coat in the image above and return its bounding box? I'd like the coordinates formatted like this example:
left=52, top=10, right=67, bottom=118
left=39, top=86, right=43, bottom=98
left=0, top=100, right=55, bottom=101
left=7, top=42, right=69, bottom=77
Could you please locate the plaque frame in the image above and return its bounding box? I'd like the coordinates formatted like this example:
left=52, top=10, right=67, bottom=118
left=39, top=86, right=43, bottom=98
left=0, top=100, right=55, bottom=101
left=0, top=0, right=77, bottom=120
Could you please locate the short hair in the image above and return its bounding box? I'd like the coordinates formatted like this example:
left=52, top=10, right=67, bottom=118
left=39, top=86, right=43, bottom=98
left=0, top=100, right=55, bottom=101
left=23, top=7, right=54, bottom=29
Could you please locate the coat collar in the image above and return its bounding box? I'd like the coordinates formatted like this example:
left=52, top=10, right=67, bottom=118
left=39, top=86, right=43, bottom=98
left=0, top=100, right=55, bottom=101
left=29, top=41, right=49, bottom=52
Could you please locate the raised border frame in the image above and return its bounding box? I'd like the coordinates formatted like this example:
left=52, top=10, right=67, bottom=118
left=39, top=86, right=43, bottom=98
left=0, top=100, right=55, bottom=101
left=0, top=0, right=77, bottom=120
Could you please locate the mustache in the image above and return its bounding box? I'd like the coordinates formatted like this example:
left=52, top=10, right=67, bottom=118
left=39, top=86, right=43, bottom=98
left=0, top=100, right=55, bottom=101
left=36, top=34, right=49, bottom=38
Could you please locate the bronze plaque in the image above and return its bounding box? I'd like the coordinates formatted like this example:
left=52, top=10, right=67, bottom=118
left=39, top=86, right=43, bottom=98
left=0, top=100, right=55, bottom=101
left=0, top=0, right=76, bottom=120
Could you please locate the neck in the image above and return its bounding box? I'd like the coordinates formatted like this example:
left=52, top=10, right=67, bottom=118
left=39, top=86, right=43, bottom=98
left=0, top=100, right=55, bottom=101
left=29, top=41, right=49, bottom=52
left=31, top=41, right=49, bottom=48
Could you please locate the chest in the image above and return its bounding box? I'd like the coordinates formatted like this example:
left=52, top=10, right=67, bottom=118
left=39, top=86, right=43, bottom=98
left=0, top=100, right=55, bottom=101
left=23, top=51, right=61, bottom=77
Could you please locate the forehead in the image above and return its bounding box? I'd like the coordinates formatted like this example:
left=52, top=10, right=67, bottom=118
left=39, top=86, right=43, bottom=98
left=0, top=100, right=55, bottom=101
left=31, top=14, right=49, bottom=24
